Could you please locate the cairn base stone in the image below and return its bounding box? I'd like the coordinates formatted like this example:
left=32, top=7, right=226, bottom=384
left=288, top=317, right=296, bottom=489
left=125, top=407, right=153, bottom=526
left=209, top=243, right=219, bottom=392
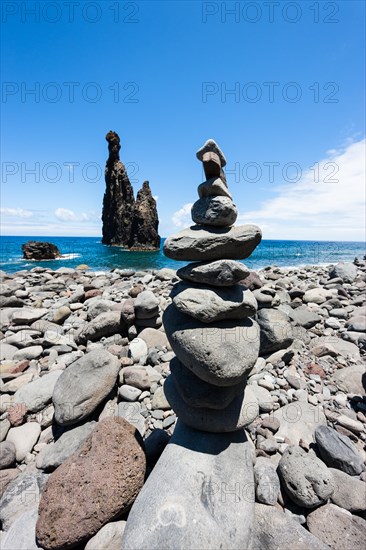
left=121, top=421, right=255, bottom=550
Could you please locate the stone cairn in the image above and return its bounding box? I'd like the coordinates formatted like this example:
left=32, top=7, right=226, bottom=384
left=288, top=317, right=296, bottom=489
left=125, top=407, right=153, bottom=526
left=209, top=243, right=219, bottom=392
left=163, top=139, right=262, bottom=433
left=122, top=140, right=263, bottom=550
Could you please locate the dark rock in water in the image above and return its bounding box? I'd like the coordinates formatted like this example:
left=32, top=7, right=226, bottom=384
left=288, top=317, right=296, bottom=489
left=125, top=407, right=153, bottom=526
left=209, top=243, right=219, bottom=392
left=22, top=241, right=60, bottom=260
left=101, top=131, right=160, bottom=249
left=129, top=181, right=160, bottom=250
left=102, top=131, right=135, bottom=246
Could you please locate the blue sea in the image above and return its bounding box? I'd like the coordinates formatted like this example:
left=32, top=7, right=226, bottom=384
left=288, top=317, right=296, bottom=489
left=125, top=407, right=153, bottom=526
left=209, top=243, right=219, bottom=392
left=0, top=236, right=365, bottom=274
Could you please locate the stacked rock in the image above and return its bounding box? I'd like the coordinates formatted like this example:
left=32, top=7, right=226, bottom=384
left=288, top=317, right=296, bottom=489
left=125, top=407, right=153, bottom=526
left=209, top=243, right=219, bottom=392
left=163, top=139, right=262, bottom=432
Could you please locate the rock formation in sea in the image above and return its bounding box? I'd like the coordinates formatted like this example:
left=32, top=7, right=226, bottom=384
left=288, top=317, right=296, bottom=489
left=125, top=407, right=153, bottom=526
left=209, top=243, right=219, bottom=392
left=22, top=241, right=61, bottom=260
left=101, top=131, right=160, bottom=250
left=129, top=181, right=160, bottom=251
left=122, top=139, right=263, bottom=549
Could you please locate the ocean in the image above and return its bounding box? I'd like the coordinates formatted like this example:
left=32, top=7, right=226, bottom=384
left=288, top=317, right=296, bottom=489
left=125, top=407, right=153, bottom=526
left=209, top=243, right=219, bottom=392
left=0, top=236, right=365, bottom=274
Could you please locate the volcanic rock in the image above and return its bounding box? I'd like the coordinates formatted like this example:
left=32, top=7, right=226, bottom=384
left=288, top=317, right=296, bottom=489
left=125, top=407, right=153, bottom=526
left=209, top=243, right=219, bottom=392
left=22, top=241, right=61, bottom=260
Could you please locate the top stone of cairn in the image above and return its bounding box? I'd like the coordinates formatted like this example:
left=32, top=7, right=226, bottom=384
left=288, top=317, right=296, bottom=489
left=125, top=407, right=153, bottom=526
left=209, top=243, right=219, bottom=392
left=196, top=139, right=227, bottom=167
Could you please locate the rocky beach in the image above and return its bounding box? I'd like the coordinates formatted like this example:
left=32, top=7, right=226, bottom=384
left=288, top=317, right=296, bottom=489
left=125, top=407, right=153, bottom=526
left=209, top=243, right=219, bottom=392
left=0, top=255, right=365, bottom=549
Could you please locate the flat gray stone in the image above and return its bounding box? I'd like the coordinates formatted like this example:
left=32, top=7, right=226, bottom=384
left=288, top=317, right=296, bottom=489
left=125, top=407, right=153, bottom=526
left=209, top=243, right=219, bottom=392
left=122, top=421, right=254, bottom=550
left=251, top=503, right=329, bottom=550
left=197, top=177, right=232, bottom=199
left=307, top=503, right=366, bottom=549
left=53, top=350, right=120, bottom=425
left=191, top=196, right=237, bottom=227
left=0, top=441, right=16, bottom=469
left=36, top=421, right=96, bottom=471
left=14, top=371, right=62, bottom=413
left=254, top=457, right=280, bottom=505
left=13, top=345, right=43, bottom=361
left=314, top=425, right=364, bottom=476
left=273, top=402, right=326, bottom=447
left=170, top=357, right=245, bottom=409
left=330, top=468, right=366, bottom=512
left=289, top=305, right=321, bottom=328
left=278, top=445, right=334, bottom=508
left=0, top=471, right=48, bottom=530
left=75, top=311, right=123, bottom=345
left=10, top=308, right=48, bottom=325
left=330, top=364, right=365, bottom=396
left=171, top=282, right=257, bottom=323
left=0, top=508, right=40, bottom=550
left=85, top=521, right=126, bottom=550
left=6, top=422, right=41, bottom=462
left=165, top=376, right=258, bottom=432
left=163, top=224, right=262, bottom=261
left=163, top=304, right=260, bottom=386
left=0, top=344, right=18, bottom=361
left=257, top=308, right=293, bottom=354
left=329, top=262, right=358, bottom=283
left=177, top=259, right=250, bottom=287
left=134, top=291, right=159, bottom=319
left=310, top=336, right=360, bottom=361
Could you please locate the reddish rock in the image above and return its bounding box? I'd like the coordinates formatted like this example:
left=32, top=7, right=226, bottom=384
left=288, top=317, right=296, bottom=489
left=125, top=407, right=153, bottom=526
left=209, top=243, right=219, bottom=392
left=8, top=402, right=27, bottom=426
left=304, top=363, right=325, bottom=379
left=13, top=360, right=30, bottom=374
left=84, top=289, right=102, bottom=300
left=36, top=417, right=146, bottom=550
left=120, top=357, right=134, bottom=367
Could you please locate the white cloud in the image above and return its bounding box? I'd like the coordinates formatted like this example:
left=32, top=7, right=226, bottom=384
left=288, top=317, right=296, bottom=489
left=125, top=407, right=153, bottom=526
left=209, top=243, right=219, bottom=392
left=172, top=203, right=193, bottom=229
left=54, top=209, right=100, bottom=223
left=54, top=208, right=77, bottom=221
left=0, top=207, right=34, bottom=218
left=238, top=138, right=366, bottom=241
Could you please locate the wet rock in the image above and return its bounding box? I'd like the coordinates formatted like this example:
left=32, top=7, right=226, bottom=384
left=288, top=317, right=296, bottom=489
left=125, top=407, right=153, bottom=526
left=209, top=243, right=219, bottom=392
left=22, top=241, right=60, bottom=260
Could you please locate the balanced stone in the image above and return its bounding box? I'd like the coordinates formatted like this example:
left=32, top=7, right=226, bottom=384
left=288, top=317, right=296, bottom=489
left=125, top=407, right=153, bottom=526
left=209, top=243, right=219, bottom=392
left=171, top=281, right=257, bottom=322
left=196, top=138, right=227, bottom=167
left=163, top=224, right=262, bottom=261
left=170, top=357, right=246, bottom=409
left=163, top=304, right=260, bottom=386
left=177, top=259, right=249, bottom=287
left=165, top=376, right=258, bottom=432
left=198, top=177, right=231, bottom=199
left=191, top=196, right=237, bottom=227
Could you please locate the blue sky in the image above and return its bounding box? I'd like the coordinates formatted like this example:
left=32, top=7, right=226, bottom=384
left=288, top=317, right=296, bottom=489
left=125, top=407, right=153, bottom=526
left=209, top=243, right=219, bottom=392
left=1, top=0, right=365, bottom=240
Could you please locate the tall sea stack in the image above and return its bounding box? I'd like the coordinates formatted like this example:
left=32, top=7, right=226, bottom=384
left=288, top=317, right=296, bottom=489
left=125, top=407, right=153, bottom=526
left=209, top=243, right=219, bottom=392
left=101, top=131, right=160, bottom=250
